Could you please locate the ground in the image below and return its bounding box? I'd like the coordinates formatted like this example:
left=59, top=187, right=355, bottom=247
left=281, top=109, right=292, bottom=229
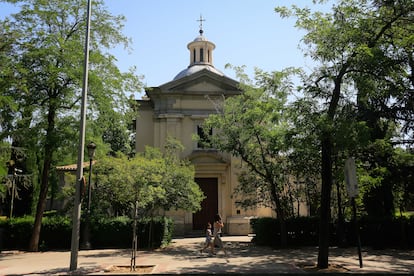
left=298, top=262, right=349, bottom=273
left=105, top=265, right=154, bottom=274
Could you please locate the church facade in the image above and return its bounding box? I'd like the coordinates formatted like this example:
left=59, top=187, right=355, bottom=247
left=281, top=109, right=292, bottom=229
left=135, top=27, right=274, bottom=236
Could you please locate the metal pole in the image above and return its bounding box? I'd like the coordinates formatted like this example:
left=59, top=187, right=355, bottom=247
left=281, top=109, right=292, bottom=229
left=10, top=172, right=16, bottom=218
left=131, top=199, right=138, bottom=271
left=352, top=197, right=363, bottom=268
left=87, top=158, right=92, bottom=213
left=70, top=0, right=92, bottom=271
left=81, top=158, right=92, bottom=249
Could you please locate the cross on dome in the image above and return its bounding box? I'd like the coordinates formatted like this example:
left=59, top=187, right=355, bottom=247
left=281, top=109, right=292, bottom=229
left=197, top=14, right=205, bottom=35
left=173, top=15, right=219, bottom=80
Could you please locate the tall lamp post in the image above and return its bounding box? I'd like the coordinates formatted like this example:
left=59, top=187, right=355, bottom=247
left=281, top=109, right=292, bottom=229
left=81, top=141, right=96, bottom=249
left=70, top=0, right=92, bottom=270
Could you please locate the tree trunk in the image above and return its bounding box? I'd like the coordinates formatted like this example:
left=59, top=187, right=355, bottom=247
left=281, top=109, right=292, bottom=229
left=274, top=193, right=287, bottom=247
left=279, top=217, right=287, bottom=247
left=335, top=177, right=346, bottom=247
left=317, top=135, right=333, bottom=268
left=316, top=70, right=344, bottom=268
left=28, top=106, right=56, bottom=252
left=28, top=152, right=52, bottom=251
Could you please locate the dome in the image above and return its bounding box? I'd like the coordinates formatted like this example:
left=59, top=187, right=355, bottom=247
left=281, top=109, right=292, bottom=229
left=193, top=35, right=207, bottom=42
left=173, top=64, right=224, bottom=80
left=172, top=17, right=225, bottom=81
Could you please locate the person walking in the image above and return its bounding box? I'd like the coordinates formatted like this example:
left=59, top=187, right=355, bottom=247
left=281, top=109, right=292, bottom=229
left=213, top=214, right=227, bottom=256
left=200, top=222, right=215, bottom=255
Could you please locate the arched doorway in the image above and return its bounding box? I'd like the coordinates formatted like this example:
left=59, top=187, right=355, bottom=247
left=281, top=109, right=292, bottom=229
left=193, top=177, right=218, bottom=230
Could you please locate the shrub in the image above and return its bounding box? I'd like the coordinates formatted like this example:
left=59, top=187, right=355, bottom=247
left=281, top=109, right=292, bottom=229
left=4, top=216, right=34, bottom=250
left=250, top=217, right=279, bottom=246
left=358, top=216, right=413, bottom=249
left=133, top=216, right=174, bottom=249
left=90, top=216, right=132, bottom=248
left=1, top=215, right=174, bottom=251
left=285, top=216, right=319, bottom=246
left=40, top=216, right=72, bottom=250
left=251, top=216, right=414, bottom=249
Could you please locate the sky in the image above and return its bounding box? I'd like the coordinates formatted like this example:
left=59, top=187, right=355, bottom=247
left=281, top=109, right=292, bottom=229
left=0, top=0, right=333, bottom=97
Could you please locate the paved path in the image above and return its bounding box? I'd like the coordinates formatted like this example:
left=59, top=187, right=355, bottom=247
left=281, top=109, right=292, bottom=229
left=1, top=236, right=413, bottom=275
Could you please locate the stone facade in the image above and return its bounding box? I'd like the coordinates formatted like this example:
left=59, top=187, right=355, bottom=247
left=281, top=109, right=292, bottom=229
left=135, top=29, right=276, bottom=236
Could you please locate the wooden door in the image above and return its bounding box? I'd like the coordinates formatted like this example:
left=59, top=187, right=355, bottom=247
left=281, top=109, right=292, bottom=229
left=193, top=178, right=218, bottom=230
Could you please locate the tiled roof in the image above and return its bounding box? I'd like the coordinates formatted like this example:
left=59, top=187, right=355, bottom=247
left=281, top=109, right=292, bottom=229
left=56, top=160, right=97, bottom=171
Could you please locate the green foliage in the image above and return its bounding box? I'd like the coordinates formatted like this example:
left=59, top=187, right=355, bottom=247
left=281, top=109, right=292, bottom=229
left=0, top=0, right=142, bottom=250
left=275, top=1, right=414, bottom=266
left=358, top=215, right=414, bottom=249
left=0, top=215, right=71, bottom=250
left=397, top=211, right=414, bottom=219
left=0, top=22, right=17, bottom=119
left=277, top=1, right=414, bottom=170
left=92, top=139, right=204, bottom=217
left=3, top=216, right=34, bottom=249
left=250, top=217, right=279, bottom=246
left=390, top=148, right=414, bottom=215
left=91, top=216, right=132, bottom=248
left=160, top=216, right=174, bottom=247
left=251, top=216, right=414, bottom=249
left=0, top=143, right=10, bottom=200
left=0, top=215, right=173, bottom=250
left=355, top=141, right=414, bottom=218
left=134, top=216, right=174, bottom=248
left=88, top=215, right=173, bottom=249
left=203, top=67, right=299, bottom=218
left=251, top=216, right=321, bottom=247
left=39, top=215, right=72, bottom=250
left=0, top=0, right=142, bottom=156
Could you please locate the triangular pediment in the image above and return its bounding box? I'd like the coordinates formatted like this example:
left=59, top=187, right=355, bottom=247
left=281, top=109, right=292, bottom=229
left=184, top=80, right=227, bottom=92
left=159, top=69, right=241, bottom=96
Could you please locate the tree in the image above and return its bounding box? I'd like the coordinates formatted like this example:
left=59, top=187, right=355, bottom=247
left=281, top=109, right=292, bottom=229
left=391, top=148, right=414, bottom=215
left=203, top=67, right=299, bottom=246
left=276, top=0, right=414, bottom=268
left=92, top=138, right=204, bottom=217
left=0, top=22, right=17, bottom=120
left=0, top=143, right=11, bottom=208
left=285, top=97, right=322, bottom=217
left=0, top=0, right=142, bottom=251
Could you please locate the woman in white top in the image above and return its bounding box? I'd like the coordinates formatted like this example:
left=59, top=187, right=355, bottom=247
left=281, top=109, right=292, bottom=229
left=213, top=214, right=227, bottom=256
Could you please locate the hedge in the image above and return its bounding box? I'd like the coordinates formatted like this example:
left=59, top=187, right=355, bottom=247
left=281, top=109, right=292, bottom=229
left=0, top=215, right=173, bottom=251
left=251, top=216, right=414, bottom=249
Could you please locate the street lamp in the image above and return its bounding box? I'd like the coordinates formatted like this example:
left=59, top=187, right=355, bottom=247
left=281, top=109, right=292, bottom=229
left=81, top=141, right=96, bottom=249
left=9, top=166, right=17, bottom=218
left=70, top=0, right=92, bottom=270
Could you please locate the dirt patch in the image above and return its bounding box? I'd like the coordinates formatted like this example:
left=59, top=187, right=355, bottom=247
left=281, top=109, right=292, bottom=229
left=297, top=262, right=349, bottom=273
left=104, top=265, right=154, bottom=274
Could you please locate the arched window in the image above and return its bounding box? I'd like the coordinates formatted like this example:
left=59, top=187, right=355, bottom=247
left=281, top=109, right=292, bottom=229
left=200, top=48, right=204, bottom=62
left=193, top=49, right=196, bottom=63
